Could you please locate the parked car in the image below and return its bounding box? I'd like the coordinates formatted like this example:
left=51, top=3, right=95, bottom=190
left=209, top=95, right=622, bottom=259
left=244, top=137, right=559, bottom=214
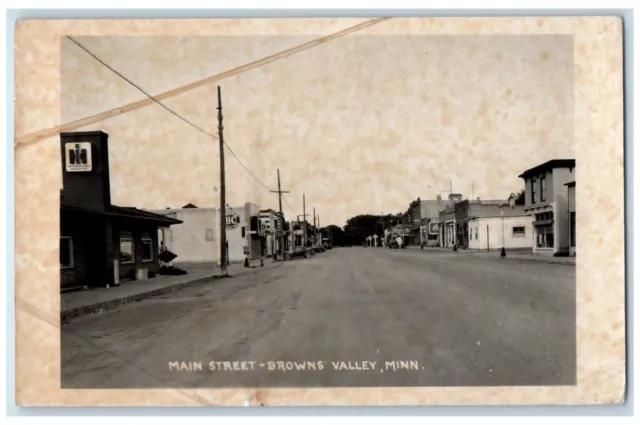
left=312, top=244, right=326, bottom=253
left=388, top=240, right=400, bottom=249
left=284, top=246, right=313, bottom=260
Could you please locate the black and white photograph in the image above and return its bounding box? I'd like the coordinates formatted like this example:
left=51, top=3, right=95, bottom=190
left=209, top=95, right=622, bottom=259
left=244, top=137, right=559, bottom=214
left=54, top=29, right=581, bottom=390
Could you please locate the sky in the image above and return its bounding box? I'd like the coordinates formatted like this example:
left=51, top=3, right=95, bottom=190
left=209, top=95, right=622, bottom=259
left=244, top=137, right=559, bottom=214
left=61, top=29, right=575, bottom=227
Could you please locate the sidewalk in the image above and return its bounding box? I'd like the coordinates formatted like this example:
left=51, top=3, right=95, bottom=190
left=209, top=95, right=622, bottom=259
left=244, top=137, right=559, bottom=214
left=404, top=245, right=452, bottom=253
left=61, top=260, right=282, bottom=321
left=462, top=250, right=576, bottom=266
left=402, top=244, right=575, bottom=265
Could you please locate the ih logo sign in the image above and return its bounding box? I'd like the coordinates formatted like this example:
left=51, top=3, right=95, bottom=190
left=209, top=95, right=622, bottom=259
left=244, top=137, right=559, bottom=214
left=65, top=142, right=92, bottom=172
left=428, top=222, right=439, bottom=235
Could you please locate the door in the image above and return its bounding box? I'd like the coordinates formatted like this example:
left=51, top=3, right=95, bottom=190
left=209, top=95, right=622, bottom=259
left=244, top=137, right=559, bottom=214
left=84, top=216, right=108, bottom=287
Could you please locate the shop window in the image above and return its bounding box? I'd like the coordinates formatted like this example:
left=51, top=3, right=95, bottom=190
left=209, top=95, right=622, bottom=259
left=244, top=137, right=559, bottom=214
left=512, top=226, right=526, bottom=237
left=205, top=228, right=214, bottom=242
left=142, top=237, right=153, bottom=262
left=60, top=237, right=74, bottom=268
left=120, top=234, right=134, bottom=264
left=536, top=225, right=554, bottom=248
left=540, top=176, right=547, bottom=202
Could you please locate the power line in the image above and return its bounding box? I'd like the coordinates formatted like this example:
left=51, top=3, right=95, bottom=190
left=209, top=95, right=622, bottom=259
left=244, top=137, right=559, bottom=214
left=66, top=35, right=273, bottom=193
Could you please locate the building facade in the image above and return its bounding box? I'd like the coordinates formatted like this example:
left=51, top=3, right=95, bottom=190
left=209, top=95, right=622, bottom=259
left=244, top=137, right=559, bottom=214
left=408, top=196, right=449, bottom=247
left=466, top=205, right=533, bottom=251
left=59, top=131, right=182, bottom=292
left=518, top=159, right=575, bottom=255
left=566, top=181, right=576, bottom=256
left=259, top=209, right=284, bottom=257
left=150, top=202, right=264, bottom=265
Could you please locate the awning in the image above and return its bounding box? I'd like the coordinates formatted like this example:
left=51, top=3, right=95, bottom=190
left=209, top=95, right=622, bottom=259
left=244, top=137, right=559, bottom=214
left=533, top=219, right=554, bottom=226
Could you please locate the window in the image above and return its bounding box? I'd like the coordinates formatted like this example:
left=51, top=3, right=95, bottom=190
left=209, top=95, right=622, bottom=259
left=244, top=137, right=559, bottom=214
left=570, top=212, right=576, bottom=247
left=540, top=176, right=547, bottom=202
left=531, top=178, right=537, bottom=204
left=205, top=228, right=214, bottom=242
left=512, top=226, right=526, bottom=237
left=142, top=237, right=153, bottom=262
left=60, top=237, right=73, bottom=268
left=120, top=234, right=134, bottom=264
left=475, top=228, right=478, bottom=240
left=241, top=227, right=246, bottom=238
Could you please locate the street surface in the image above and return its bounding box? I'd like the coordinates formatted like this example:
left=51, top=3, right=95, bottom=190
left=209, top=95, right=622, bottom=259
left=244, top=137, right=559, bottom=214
left=61, top=248, right=576, bottom=388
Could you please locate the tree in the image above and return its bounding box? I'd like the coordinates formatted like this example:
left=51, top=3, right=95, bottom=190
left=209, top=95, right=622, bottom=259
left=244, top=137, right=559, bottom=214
left=513, top=189, right=525, bottom=206
left=323, top=225, right=345, bottom=246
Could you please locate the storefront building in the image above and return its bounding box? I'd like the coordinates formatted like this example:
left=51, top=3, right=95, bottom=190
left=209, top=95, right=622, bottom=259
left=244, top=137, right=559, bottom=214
left=466, top=204, right=533, bottom=251
left=150, top=202, right=264, bottom=265
left=518, top=159, right=575, bottom=255
left=60, top=131, right=182, bottom=292
left=566, top=181, right=576, bottom=256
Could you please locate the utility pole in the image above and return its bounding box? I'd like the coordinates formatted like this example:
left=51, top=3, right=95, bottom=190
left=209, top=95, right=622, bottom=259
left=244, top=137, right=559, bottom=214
left=269, top=168, right=289, bottom=259
left=302, top=194, right=308, bottom=247
left=217, top=86, right=228, bottom=276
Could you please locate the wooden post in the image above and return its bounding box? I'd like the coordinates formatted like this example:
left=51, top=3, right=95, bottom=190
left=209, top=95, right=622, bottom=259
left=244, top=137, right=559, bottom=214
left=486, top=224, right=489, bottom=252
left=217, top=86, right=228, bottom=276
left=270, top=169, right=289, bottom=259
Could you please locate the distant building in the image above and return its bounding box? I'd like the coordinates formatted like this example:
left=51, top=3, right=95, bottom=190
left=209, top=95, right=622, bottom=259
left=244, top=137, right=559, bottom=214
left=518, top=159, right=575, bottom=255
left=407, top=196, right=450, bottom=246
left=259, top=209, right=284, bottom=257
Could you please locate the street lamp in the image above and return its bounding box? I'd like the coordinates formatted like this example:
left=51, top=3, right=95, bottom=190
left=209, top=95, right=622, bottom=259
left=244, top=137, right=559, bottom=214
left=500, top=209, right=506, bottom=258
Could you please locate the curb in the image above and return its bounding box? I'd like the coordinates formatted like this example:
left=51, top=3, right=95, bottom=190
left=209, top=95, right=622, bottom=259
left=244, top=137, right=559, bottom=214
left=61, top=262, right=285, bottom=322
left=61, top=275, right=219, bottom=321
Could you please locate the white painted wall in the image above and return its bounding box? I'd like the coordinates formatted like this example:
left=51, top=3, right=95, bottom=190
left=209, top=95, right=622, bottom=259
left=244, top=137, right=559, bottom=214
left=467, top=215, right=534, bottom=250
left=150, top=208, right=219, bottom=264
left=551, top=168, right=574, bottom=254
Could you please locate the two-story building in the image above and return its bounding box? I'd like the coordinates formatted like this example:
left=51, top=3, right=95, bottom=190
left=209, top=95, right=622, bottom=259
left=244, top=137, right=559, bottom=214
left=408, top=196, right=450, bottom=247
left=438, top=194, right=464, bottom=248
left=518, top=159, right=576, bottom=255
left=259, top=209, right=285, bottom=257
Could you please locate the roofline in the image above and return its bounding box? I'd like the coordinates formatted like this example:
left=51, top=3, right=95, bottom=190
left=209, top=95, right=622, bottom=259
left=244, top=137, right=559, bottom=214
left=62, top=204, right=183, bottom=225
left=61, top=131, right=108, bottom=138
left=518, top=159, right=576, bottom=179
left=467, top=213, right=531, bottom=220
left=148, top=207, right=218, bottom=213
left=565, top=181, right=576, bottom=187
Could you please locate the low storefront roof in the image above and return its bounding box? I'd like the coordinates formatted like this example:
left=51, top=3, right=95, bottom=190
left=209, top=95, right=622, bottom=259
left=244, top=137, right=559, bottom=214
left=61, top=202, right=183, bottom=225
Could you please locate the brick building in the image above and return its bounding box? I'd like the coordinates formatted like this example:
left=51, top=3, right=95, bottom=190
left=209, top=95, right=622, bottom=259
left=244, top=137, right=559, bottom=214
left=59, top=131, right=182, bottom=292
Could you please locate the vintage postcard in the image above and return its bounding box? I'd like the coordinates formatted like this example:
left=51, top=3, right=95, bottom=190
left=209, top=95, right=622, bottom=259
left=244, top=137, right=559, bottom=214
left=14, top=17, right=625, bottom=406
